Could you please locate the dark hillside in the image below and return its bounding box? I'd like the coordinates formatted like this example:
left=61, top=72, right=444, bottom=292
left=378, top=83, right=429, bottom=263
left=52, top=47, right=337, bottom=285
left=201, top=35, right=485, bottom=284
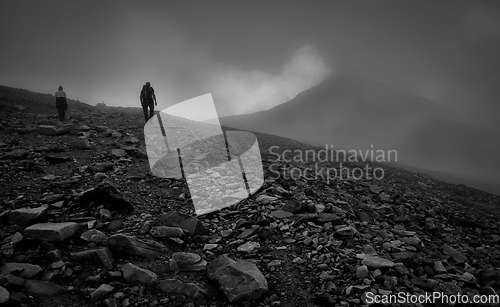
left=1, top=85, right=500, bottom=306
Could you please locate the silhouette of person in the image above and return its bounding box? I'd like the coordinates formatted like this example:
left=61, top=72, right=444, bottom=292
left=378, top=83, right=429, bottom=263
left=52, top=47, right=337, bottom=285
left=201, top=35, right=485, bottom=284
left=55, top=86, right=68, bottom=121
left=140, top=82, right=157, bottom=122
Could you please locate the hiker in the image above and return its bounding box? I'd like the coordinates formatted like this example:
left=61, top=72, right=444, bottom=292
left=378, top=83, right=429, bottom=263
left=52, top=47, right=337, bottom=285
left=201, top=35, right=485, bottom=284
left=55, top=86, right=68, bottom=121
left=140, top=82, right=157, bottom=122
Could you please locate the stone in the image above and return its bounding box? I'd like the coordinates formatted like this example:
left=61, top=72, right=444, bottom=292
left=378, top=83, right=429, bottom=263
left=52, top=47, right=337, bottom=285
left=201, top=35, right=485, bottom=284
left=0, top=262, right=43, bottom=278
left=317, top=212, right=343, bottom=223
left=105, top=219, right=124, bottom=231
left=94, top=172, right=109, bottom=182
left=207, top=255, right=268, bottom=303
left=204, top=244, right=219, bottom=250
left=157, top=279, right=206, bottom=300
left=480, top=286, right=498, bottom=297
left=150, top=226, right=185, bottom=238
left=237, top=241, right=260, bottom=254
left=70, top=247, right=115, bottom=269
left=235, top=219, right=254, bottom=229
left=80, top=229, right=108, bottom=243
left=391, top=251, right=414, bottom=261
left=24, top=222, right=81, bottom=241
left=42, top=174, right=57, bottom=181
left=362, top=245, right=378, bottom=256
left=169, top=252, right=207, bottom=271
left=270, top=210, right=293, bottom=219
left=106, top=234, right=166, bottom=259
left=37, top=119, right=58, bottom=126
left=44, top=154, right=73, bottom=163
left=477, top=269, right=500, bottom=286
left=69, top=139, right=90, bottom=149
left=0, top=286, right=9, bottom=304
left=434, top=261, right=446, bottom=274
left=8, top=205, right=49, bottom=226
left=258, top=227, right=273, bottom=241
left=335, top=226, right=357, bottom=236
left=154, top=211, right=209, bottom=236
left=401, top=236, right=422, bottom=248
left=91, top=284, right=114, bottom=304
left=11, top=232, right=23, bottom=244
left=111, top=149, right=127, bottom=157
left=3, top=274, right=24, bottom=288
left=281, top=199, right=303, bottom=213
left=221, top=229, right=233, bottom=237
left=354, top=210, right=372, bottom=224
left=99, top=208, right=112, bottom=220
left=361, top=255, right=395, bottom=269
left=1, top=242, right=13, bottom=257
left=460, top=272, right=474, bottom=282
left=1, top=149, right=28, bottom=159
left=442, top=244, right=468, bottom=263
left=75, top=181, right=134, bottom=213
left=267, top=260, right=282, bottom=268
left=125, top=137, right=140, bottom=144
left=356, top=265, right=369, bottom=278
left=94, top=125, right=109, bottom=132
left=255, top=195, right=277, bottom=204
left=121, top=263, right=158, bottom=286
left=88, top=162, right=114, bottom=172
left=24, top=280, right=67, bottom=297
left=38, top=125, right=60, bottom=136
left=394, top=263, right=410, bottom=275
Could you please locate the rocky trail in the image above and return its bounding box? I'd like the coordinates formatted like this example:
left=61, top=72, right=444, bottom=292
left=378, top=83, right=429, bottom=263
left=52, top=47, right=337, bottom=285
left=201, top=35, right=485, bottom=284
left=1, top=90, right=500, bottom=307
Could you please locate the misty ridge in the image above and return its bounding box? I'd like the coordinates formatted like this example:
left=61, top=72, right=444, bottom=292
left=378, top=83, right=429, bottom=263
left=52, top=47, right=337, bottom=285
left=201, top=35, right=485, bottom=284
left=218, top=74, right=500, bottom=195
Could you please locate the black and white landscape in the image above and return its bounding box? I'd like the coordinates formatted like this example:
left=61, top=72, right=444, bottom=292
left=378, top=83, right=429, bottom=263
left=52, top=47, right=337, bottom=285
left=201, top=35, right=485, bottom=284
left=1, top=1, right=500, bottom=307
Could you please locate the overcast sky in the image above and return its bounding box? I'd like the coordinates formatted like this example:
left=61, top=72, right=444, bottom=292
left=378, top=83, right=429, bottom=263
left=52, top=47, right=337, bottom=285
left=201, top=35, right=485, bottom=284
left=1, top=1, right=499, bottom=129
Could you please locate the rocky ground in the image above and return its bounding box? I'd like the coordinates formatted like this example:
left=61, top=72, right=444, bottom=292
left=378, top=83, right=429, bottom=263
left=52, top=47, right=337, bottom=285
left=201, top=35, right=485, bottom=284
left=1, top=88, right=500, bottom=307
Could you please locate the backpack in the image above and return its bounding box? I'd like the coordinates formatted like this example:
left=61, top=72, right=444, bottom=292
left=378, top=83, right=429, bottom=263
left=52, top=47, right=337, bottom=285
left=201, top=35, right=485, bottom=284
left=141, top=85, right=154, bottom=101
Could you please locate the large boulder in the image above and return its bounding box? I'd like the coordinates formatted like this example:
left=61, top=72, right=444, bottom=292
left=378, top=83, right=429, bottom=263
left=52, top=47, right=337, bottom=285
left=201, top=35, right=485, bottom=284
left=207, top=255, right=268, bottom=303
left=8, top=205, right=48, bottom=226
left=24, top=222, right=82, bottom=241
left=0, top=262, right=43, bottom=278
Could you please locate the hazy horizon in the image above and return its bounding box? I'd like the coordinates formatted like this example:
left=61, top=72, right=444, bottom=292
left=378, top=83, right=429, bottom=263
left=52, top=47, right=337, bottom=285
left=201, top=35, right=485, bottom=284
left=1, top=1, right=500, bottom=132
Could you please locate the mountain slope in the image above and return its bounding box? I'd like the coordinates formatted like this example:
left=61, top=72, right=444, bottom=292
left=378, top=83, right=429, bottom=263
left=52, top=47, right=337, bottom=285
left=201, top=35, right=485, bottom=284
left=219, top=74, right=500, bottom=192
left=0, top=85, right=95, bottom=115
left=2, top=84, right=500, bottom=306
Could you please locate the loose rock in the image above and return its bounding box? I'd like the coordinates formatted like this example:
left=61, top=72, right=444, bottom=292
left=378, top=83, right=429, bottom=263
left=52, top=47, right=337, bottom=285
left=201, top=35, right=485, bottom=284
left=207, top=255, right=268, bottom=303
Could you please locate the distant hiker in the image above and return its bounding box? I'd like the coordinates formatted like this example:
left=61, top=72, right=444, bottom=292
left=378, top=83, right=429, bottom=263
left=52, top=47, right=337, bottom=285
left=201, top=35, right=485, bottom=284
left=140, top=82, right=157, bottom=122
left=55, top=85, right=68, bottom=121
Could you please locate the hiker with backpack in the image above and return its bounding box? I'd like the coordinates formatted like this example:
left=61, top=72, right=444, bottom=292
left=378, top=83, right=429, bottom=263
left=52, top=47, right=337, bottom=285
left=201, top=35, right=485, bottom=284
left=140, top=82, right=157, bottom=122
left=55, top=85, right=68, bottom=122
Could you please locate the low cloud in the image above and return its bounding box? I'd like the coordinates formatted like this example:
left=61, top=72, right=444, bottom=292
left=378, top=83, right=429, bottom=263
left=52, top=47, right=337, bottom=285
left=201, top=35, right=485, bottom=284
left=210, top=45, right=333, bottom=116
